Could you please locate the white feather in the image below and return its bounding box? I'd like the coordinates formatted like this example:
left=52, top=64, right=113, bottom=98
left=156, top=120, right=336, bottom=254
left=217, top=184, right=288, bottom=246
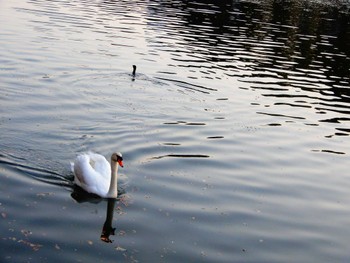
left=72, top=152, right=121, bottom=198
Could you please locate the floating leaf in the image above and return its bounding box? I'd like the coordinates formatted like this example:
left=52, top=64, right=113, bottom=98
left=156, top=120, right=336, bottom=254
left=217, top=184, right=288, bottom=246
left=21, top=229, right=32, bottom=237
left=18, top=240, right=42, bottom=251
left=117, top=230, right=126, bottom=236
left=115, top=246, right=127, bottom=252
left=36, top=192, right=54, bottom=198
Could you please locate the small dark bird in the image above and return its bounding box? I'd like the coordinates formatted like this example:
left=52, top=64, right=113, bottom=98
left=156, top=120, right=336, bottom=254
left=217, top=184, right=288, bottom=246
left=131, top=65, right=137, bottom=81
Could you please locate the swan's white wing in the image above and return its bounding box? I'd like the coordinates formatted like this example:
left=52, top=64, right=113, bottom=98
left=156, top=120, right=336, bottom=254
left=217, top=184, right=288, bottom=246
left=73, top=153, right=110, bottom=196
left=88, top=153, right=111, bottom=179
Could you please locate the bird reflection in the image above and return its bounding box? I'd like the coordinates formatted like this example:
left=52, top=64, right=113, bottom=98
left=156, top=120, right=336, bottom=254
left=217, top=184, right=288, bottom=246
left=71, top=186, right=118, bottom=243
left=71, top=185, right=101, bottom=203
left=100, top=198, right=116, bottom=243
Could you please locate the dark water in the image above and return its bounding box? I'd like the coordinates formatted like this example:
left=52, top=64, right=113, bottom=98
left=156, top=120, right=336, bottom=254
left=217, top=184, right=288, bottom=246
left=1, top=0, right=350, bottom=262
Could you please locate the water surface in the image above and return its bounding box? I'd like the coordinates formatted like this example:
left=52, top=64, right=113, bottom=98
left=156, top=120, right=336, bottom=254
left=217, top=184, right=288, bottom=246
left=1, top=0, right=350, bottom=262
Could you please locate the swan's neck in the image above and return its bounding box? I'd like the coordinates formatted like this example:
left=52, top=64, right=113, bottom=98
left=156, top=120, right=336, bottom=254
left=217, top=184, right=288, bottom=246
left=107, top=160, right=118, bottom=198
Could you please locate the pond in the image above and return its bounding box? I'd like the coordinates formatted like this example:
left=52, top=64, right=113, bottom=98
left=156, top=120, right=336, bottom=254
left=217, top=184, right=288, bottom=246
left=1, top=0, right=350, bottom=262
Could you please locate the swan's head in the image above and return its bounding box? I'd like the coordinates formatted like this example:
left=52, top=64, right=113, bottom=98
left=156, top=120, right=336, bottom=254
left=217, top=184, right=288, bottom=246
left=111, top=152, right=123, bottom=167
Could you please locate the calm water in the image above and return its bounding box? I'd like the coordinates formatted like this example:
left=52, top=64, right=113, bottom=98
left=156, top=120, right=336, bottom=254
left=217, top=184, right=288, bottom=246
left=1, top=0, right=350, bottom=262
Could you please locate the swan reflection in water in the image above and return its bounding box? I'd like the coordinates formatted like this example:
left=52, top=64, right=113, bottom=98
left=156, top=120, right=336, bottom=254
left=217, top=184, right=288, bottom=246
left=100, top=198, right=116, bottom=243
left=71, top=187, right=122, bottom=243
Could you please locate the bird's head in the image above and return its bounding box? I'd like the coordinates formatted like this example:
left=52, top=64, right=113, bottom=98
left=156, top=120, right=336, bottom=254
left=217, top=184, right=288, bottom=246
left=111, top=152, right=123, bottom=167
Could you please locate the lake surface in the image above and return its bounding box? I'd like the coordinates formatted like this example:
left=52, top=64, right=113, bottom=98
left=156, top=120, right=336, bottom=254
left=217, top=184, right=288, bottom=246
left=1, top=0, right=350, bottom=262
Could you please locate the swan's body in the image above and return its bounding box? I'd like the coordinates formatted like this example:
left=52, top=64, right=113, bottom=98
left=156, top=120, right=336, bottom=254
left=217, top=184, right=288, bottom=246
left=72, top=152, right=123, bottom=198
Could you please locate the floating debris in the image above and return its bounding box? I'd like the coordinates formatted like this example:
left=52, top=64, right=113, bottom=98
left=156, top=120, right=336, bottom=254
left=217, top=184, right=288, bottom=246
left=115, top=245, right=127, bottom=252
left=36, top=192, right=54, bottom=198
left=21, top=229, right=32, bottom=237
left=18, top=240, right=42, bottom=251
left=117, top=230, right=126, bottom=236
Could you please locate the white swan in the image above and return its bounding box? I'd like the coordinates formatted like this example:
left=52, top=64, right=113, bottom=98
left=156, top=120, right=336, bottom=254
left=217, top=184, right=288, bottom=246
left=72, top=152, right=123, bottom=198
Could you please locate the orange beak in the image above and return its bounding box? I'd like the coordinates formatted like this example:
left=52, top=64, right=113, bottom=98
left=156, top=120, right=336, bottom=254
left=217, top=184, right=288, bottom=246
left=118, top=160, right=124, bottom=167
